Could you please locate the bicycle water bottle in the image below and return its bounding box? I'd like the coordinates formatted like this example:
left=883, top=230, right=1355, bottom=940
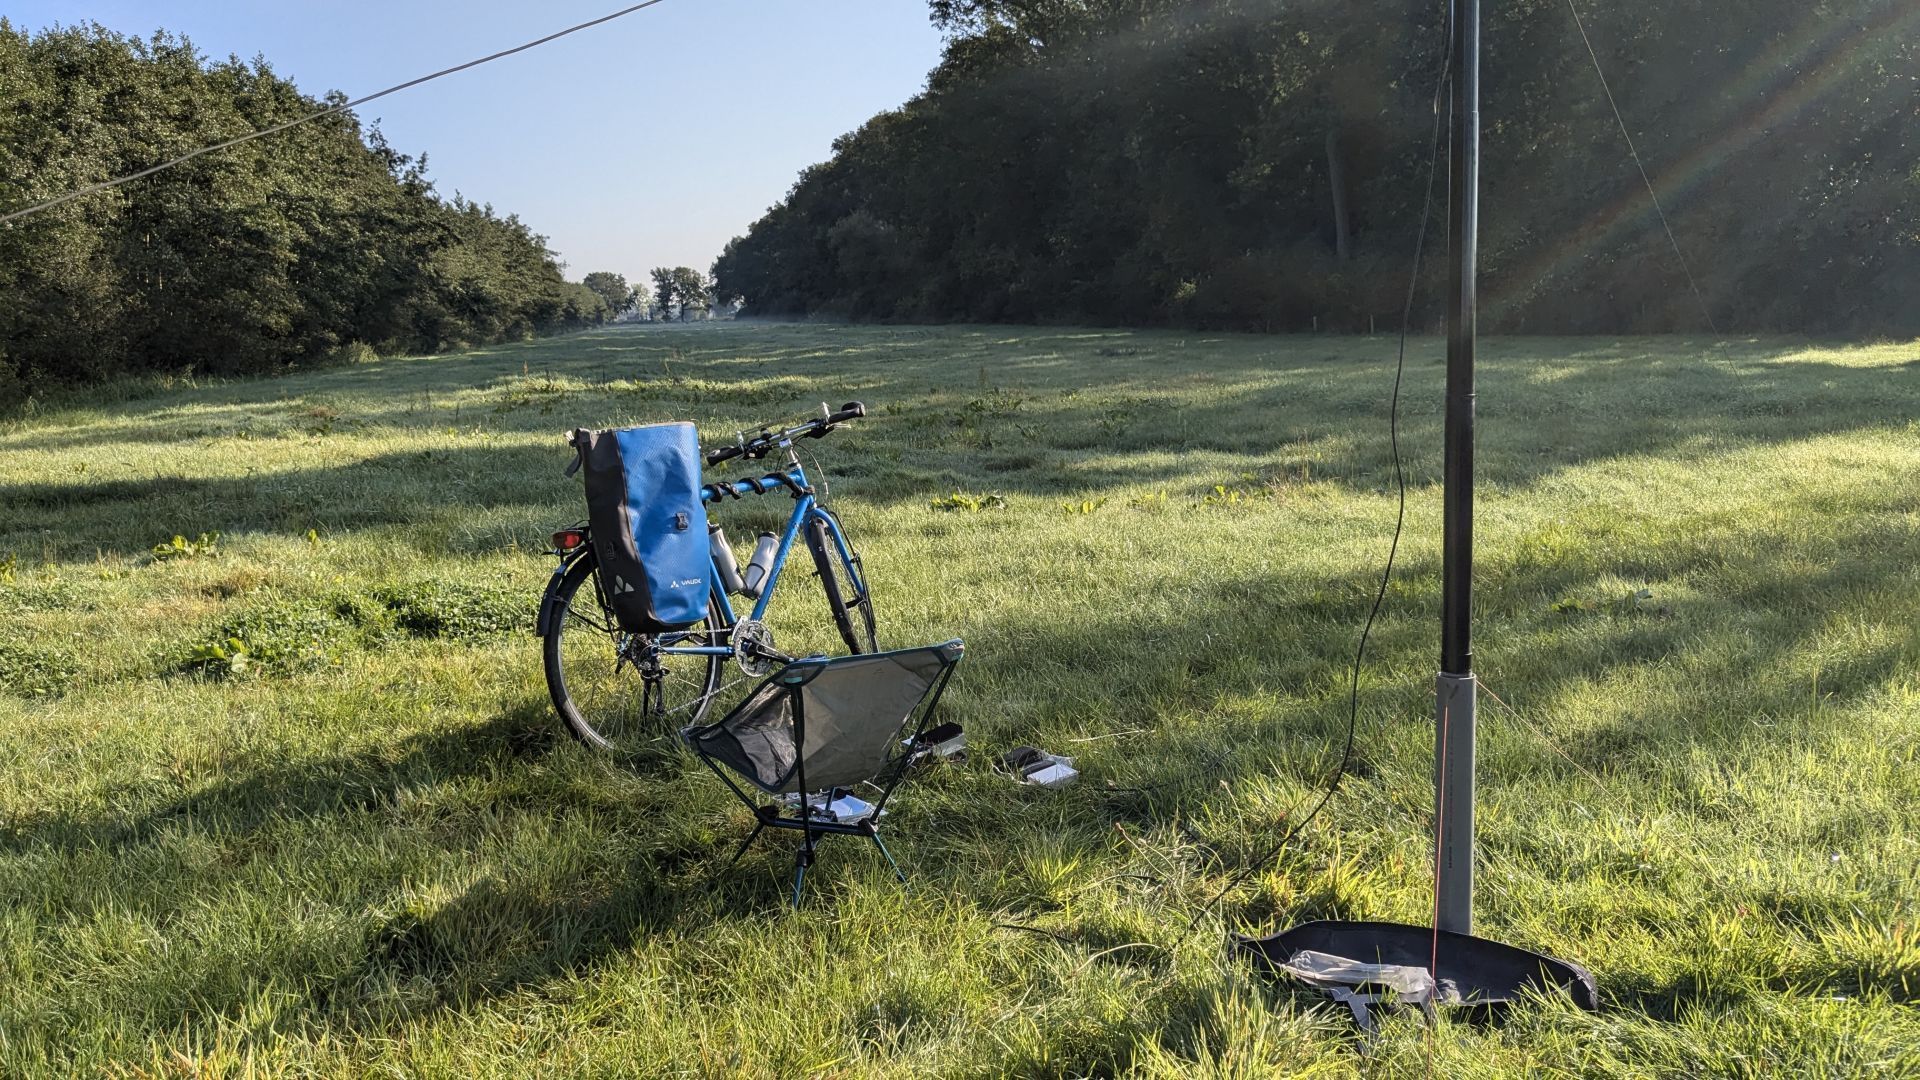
left=739, top=532, right=779, bottom=598
left=709, top=524, right=746, bottom=595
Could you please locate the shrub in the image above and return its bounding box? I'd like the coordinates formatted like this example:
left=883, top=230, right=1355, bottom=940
left=373, top=579, right=531, bottom=640
left=930, top=491, right=1008, bottom=513
left=184, top=595, right=373, bottom=676
left=182, top=637, right=252, bottom=677
left=327, top=342, right=380, bottom=366
left=0, top=641, right=79, bottom=697
left=150, top=532, right=220, bottom=561
left=0, top=578, right=85, bottom=615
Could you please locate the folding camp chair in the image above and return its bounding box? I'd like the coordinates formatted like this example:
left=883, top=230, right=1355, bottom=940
left=683, top=639, right=964, bottom=907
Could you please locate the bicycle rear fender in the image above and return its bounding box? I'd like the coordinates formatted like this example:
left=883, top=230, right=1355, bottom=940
left=536, top=549, right=594, bottom=637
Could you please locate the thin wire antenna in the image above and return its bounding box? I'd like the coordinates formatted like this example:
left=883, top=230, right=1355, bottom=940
left=0, top=0, right=672, bottom=227
left=1190, top=5, right=1455, bottom=931
left=1561, top=0, right=1719, bottom=335
left=1475, top=677, right=1617, bottom=796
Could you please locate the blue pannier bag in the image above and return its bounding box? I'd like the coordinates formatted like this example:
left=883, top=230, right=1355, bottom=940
left=569, top=422, right=710, bottom=633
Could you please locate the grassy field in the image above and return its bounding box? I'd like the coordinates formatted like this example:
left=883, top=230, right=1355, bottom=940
left=2, top=322, right=1918, bottom=1077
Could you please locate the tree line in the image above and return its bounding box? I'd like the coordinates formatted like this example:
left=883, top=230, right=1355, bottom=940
left=0, top=22, right=627, bottom=402
left=579, top=268, right=728, bottom=322
left=715, top=0, right=1920, bottom=336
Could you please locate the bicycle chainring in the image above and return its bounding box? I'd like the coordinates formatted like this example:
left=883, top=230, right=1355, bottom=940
left=732, top=619, right=778, bottom=677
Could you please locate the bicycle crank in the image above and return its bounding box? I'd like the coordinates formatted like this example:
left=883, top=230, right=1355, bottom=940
left=731, top=619, right=784, bottom=677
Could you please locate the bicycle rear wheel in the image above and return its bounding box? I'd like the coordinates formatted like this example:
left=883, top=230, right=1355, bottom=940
left=805, top=509, right=877, bottom=654
left=542, top=554, right=727, bottom=750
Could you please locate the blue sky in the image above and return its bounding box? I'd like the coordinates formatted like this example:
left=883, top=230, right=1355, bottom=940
left=9, top=1, right=946, bottom=281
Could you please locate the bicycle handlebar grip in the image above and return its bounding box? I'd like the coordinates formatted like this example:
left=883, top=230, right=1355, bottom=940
left=827, top=401, right=866, bottom=424
left=705, top=444, right=744, bottom=466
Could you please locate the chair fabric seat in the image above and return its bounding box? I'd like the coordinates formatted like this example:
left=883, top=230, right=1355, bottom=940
left=682, top=639, right=964, bottom=907
left=686, top=642, right=959, bottom=794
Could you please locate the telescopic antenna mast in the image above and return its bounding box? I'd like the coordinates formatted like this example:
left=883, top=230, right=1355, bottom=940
left=1435, top=0, right=1481, bottom=937
left=1235, top=0, right=1596, bottom=1022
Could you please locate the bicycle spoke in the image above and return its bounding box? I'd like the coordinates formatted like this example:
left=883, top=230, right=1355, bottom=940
left=545, top=557, right=727, bottom=750
left=564, top=604, right=615, bottom=636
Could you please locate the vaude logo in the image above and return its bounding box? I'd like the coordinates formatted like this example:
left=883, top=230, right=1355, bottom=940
left=612, top=575, right=701, bottom=593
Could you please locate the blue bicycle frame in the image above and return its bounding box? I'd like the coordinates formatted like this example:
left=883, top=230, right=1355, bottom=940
left=651, top=462, right=865, bottom=659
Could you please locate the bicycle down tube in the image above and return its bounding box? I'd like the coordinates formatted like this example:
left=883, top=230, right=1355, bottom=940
left=654, top=469, right=814, bottom=658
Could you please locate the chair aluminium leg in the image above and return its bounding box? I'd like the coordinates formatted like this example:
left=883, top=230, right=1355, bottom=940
left=726, top=820, right=767, bottom=870
left=791, top=846, right=814, bottom=909
left=870, top=832, right=907, bottom=886
left=791, top=687, right=815, bottom=909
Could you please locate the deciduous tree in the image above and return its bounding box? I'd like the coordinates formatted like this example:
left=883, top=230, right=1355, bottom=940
left=581, top=272, right=632, bottom=317
left=0, top=22, right=613, bottom=399
left=715, top=0, right=1920, bottom=336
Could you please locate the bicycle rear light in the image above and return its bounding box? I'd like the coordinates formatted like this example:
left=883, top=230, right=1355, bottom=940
left=551, top=529, right=586, bottom=552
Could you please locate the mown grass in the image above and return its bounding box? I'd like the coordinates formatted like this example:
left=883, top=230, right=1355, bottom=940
left=2, top=322, right=1918, bottom=1077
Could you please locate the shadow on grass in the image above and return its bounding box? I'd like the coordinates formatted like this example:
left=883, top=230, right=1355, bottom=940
left=6, top=329, right=1920, bottom=1049
left=315, top=831, right=781, bottom=1024
left=0, top=696, right=817, bottom=1044
left=0, top=702, right=559, bottom=856
left=0, top=444, right=564, bottom=559
left=1612, top=958, right=1920, bottom=1023
left=7, top=331, right=1920, bottom=564
left=910, top=480, right=1920, bottom=934
left=3, top=510, right=1911, bottom=1043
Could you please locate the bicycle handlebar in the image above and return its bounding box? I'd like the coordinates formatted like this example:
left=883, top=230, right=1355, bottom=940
left=703, top=401, right=865, bottom=465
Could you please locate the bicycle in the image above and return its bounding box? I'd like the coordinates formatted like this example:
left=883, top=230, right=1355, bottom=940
left=538, top=402, right=877, bottom=750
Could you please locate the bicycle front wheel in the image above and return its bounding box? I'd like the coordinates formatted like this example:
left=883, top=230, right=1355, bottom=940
left=805, top=508, right=877, bottom=653
left=542, top=554, right=728, bottom=750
